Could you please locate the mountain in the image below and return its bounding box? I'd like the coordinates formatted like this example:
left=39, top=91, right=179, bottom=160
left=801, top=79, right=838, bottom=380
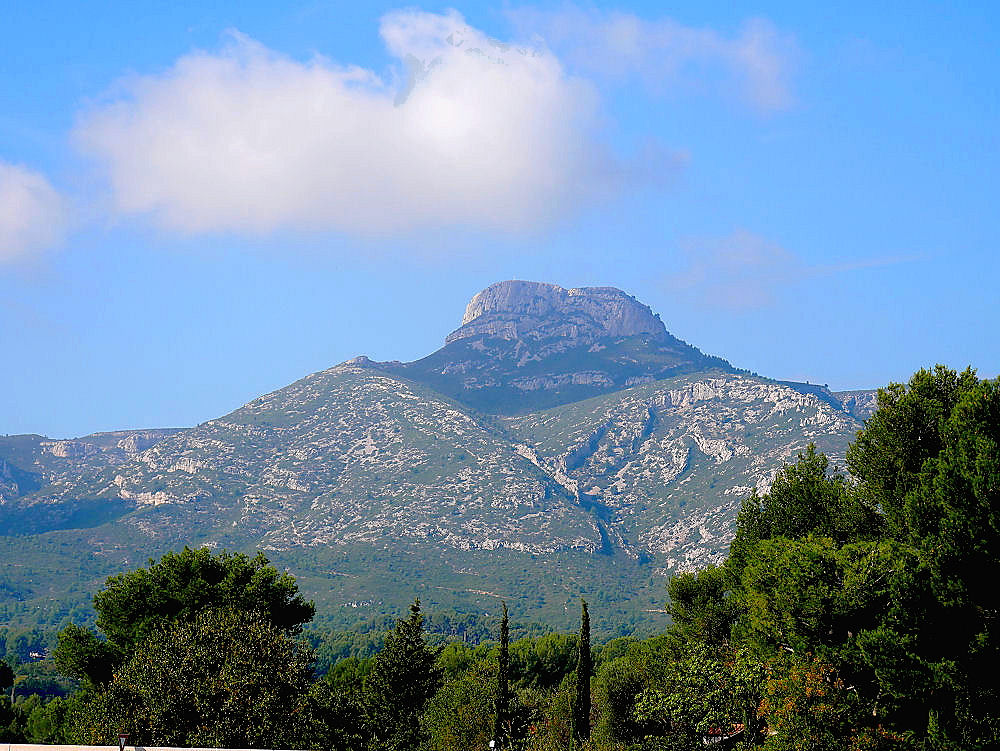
left=377, top=280, right=737, bottom=414
left=0, top=281, right=877, bottom=636
left=0, top=429, right=183, bottom=532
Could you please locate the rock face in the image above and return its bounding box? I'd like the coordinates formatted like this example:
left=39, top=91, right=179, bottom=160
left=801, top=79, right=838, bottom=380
left=0, top=429, right=182, bottom=504
left=384, top=281, right=732, bottom=415
left=833, top=389, right=879, bottom=421
left=3, top=368, right=861, bottom=567
left=446, top=281, right=667, bottom=344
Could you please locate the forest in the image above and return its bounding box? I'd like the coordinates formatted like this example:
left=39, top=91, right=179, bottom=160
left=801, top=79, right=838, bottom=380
left=0, top=365, right=997, bottom=751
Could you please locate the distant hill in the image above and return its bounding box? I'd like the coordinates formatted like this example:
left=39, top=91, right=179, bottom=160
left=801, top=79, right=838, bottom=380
left=0, top=280, right=877, bottom=637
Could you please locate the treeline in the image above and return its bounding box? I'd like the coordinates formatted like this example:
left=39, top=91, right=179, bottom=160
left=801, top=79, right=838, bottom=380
left=1, top=365, right=997, bottom=750
left=0, top=548, right=597, bottom=749
left=306, top=610, right=558, bottom=674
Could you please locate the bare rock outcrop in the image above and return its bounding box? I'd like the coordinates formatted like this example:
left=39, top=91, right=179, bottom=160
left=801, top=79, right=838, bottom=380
left=833, top=389, right=879, bottom=421
left=445, top=280, right=667, bottom=344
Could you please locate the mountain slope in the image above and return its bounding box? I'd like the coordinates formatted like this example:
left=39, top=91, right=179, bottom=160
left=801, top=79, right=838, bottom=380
left=503, top=372, right=861, bottom=568
left=0, top=280, right=876, bottom=634
left=78, top=366, right=598, bottom=554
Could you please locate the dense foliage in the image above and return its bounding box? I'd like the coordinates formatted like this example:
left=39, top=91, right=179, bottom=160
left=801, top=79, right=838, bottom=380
left=72, top=609, right=314, bottom=747
left=367, top=599, right=444, bottom=751
left=53, top=546, right=314, bottom=688
left=3, top=365, right=996, bottom=750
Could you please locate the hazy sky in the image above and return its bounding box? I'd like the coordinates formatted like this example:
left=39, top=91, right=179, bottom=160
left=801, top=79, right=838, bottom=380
left=2, top=1, right=997, bottom=438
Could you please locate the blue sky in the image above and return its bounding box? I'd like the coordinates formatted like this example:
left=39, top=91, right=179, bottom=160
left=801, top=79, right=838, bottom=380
left=1, top=1, right=997, bottom=438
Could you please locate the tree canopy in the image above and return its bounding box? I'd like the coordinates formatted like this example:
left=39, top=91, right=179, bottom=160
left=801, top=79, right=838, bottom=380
left=728, top=443, right=881, bottom=580
left=95, top=547, right=315, bottom=649
left=846, top=365, right=979, bottom=535
left=55, top=547, right=314, bottom=686
left=856, top=375, right=1000, bottom=748
left=72, top=609, right=313, bottom=748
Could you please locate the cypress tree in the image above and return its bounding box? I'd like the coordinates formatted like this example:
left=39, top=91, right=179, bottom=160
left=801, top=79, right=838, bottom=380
left=573, top=599, right=591, bottom=742
left=493, top=601, right=511, bottom=748
left=0, top=660, right=14, bottom=703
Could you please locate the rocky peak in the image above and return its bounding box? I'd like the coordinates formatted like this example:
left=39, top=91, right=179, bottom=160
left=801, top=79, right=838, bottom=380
left=445, top=280, right=667, bottom=344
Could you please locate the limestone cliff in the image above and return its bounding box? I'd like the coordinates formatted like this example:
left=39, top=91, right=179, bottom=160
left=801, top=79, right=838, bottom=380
left=446, top=280, right=667, bottom=344
left=383, top=280, right=731, bottom=414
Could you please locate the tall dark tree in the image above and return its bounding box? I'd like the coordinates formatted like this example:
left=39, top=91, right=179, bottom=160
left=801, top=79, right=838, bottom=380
left=573, top=599, right=591, bottom=742
left=728, top=444, right=880, bottom=582
left=719, top=437, right=900, bottom=746
left=493, top=601, right=511, bottom=747
left=94, top=547, right=315, bottom=649
left=367, top=598, right=443, bottom=751
left=0, top=660, right=13, bottom=703
left=857, top=375, right=1000, bottom=749
left=846, top=365, right=978, bottom=536
left=52, top=624, right=117, bottom=686
left=666, top=565, right=736, bottom=647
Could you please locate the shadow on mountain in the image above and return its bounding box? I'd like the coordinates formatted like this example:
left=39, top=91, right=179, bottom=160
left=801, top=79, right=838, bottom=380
left=0, top=497, right=134, bottom=536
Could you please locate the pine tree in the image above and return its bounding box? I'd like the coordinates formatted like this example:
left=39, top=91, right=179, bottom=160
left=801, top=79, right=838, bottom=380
left=493, top=602, right=511, bottom=748
left=574, top=599, right=591, bottom=742
left=367, top=598, right=443, bottom=751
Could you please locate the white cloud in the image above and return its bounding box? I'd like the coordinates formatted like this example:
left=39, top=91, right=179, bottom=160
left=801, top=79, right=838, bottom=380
left=74, top=11, right=623, bottom=236
left=668, top=230, right=801, bottom=309
left=0, top=161, right=67, bottom=261
left=508, top=7, right=796, bottom=111
left=668, top=230, right=919, bottom=310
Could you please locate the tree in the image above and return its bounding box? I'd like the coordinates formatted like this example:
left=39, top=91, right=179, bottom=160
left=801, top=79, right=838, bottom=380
left=493, top=601, right=512, bottom=747
left=71, top=609, right=313, bottom=748
left=634, top=642, right=764, bottom=751
left=737, top=535, right=842, bottom=656
left=666, top=565, right=736, bottom=647
left=846, top=365, right=978, bottom=537
left=728, top=444, right=879, bottom=582
left=573, top=599, right=591, bottom=742
left=593, top=637, right=673, bottom=745
left=0, top=661, right=13, bottom=702
left=26, top=696, right=74, bottom=744
left=510, top=633, right=578, bottom=689
left=366, top=598, right=442, bottom=751
left=679, top=366, right=1000, bottom=749
left=94, top=547, right=314, bottom=651
left=733, top=532, right=897, bottom=727
left=52, top=625, right=117, bottom=686
left=758, top=655, right=862, bottom=751
left=55, top=547, right=314, bottom=685
left=294, top=679, right=367, bottom=751
left=424, top=673, right=493, bottom=751
left=856, top=376, right=1000, bottom=749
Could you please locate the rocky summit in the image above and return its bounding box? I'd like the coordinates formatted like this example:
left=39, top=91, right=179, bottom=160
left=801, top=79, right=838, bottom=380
left=0, top=281, right=876, bottom=635
left=382, top=280, right=735, bottom=414
left=447, top=281, right=667, bottom=343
